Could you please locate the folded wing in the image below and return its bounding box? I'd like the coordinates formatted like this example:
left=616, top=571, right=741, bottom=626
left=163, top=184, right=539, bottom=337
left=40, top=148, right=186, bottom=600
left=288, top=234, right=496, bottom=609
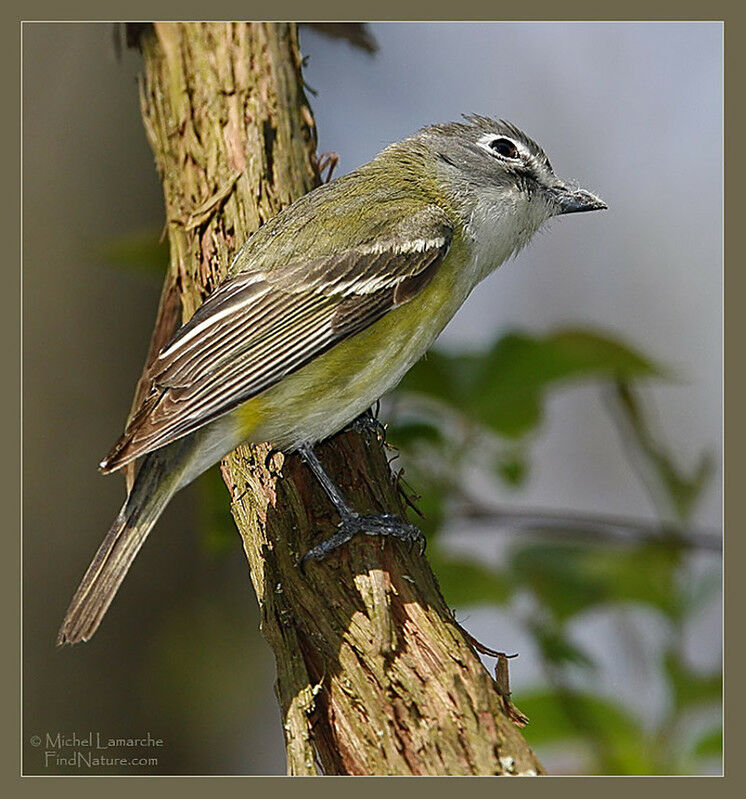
left=101, top=208, right=452, bottom=472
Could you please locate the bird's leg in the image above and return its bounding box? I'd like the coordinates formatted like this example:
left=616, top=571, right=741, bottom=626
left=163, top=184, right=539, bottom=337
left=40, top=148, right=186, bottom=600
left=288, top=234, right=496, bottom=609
left=297, top=442, right=425, bottom=566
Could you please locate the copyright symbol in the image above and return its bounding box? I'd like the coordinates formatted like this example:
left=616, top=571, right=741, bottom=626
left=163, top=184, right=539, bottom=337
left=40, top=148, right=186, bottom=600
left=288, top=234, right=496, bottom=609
left=30, top=735, right=41, bottom=747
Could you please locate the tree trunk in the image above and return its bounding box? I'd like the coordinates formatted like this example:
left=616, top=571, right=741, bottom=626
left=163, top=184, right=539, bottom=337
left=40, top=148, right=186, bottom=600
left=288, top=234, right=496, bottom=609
left=134, top=21, right=543, bottom=776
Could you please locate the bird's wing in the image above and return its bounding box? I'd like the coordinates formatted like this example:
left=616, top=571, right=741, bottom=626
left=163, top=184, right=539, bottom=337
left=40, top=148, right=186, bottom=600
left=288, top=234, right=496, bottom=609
left=101, top=207, right=452, bottom=471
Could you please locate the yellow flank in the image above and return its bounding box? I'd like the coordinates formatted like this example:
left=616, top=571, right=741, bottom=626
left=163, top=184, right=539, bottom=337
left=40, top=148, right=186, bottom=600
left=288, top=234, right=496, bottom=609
left=233, top=236, right=470, bottom=448
left=236, top=395, right=266, bottom=438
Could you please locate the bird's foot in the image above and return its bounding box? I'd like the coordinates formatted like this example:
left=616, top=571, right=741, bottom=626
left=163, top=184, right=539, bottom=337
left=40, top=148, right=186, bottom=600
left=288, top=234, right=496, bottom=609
left=302, top=512, right=425, bottom=567
left=344, top=408, right=387, bottom=443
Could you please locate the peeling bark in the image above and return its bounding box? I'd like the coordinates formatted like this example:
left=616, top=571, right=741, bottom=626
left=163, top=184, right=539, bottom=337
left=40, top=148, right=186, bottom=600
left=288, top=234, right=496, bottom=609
left=135, top=21, right=543, bottom=776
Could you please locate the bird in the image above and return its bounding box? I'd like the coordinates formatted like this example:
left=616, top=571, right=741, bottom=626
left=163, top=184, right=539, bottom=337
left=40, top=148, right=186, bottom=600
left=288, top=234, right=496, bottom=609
left=57, top=115, right=606, bottom=645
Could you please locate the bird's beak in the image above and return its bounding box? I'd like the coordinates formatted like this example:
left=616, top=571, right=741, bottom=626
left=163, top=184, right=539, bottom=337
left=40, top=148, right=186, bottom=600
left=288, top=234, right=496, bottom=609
left=548, top=185, right=607, bottom=215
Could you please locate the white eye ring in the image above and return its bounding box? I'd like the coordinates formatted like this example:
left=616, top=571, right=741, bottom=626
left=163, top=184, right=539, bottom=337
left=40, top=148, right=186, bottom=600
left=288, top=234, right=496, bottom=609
left=478, top=134, right=522, bottom=160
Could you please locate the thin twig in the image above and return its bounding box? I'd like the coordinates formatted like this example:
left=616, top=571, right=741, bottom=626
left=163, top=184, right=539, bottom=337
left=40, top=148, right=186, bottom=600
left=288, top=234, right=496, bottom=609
left=453, top=502, right=721, bottom=553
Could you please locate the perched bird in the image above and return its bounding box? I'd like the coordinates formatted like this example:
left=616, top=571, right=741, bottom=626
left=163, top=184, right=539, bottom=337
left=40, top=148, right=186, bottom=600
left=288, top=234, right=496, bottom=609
left=58, top=115, right=605, bottom=645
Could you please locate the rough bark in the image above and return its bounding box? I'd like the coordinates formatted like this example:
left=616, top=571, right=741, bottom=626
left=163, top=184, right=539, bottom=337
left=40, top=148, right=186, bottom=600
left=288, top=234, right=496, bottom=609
left=134, top=21, right=543, bottom=776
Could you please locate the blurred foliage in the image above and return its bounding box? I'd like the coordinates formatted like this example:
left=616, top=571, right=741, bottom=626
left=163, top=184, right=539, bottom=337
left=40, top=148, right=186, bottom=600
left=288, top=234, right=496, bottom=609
left=189, top=324, right=720, bottom=775
left=104, top=236, right=720, bottom=774
left=401, top=329, right=660, bottom=438
left=384, top=327, right=721, bottom=775
left=515, top=691, right=658, bottom=774
left=97, top=229, right=168, bottom=278
left=507, top=539, right=681, bottom=621
left=611, top=381, right=716, bottom=523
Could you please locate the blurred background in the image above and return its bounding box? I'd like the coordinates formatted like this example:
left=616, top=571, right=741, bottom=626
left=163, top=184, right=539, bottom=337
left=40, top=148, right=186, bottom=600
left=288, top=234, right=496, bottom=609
left=23, top=22, right=722, bottom=775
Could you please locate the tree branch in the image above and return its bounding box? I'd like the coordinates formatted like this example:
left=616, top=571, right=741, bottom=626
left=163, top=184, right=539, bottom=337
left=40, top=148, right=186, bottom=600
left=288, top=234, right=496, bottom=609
left=135, top=22, right=542, bottom=775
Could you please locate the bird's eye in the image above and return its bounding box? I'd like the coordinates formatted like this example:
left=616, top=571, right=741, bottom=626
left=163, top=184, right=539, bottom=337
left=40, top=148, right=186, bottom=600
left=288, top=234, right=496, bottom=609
left=489, top=138, right=519, bottom=159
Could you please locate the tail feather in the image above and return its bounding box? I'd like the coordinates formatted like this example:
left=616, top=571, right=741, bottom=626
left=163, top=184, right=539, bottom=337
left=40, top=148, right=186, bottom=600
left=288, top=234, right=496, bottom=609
left=57, top=451, right=178, bottom=645
left=56, top=512, right=149, bottom=644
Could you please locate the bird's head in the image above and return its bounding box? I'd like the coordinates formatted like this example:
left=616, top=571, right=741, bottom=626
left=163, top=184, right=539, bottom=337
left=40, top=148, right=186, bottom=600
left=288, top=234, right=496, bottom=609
left=410, top=116, right=606, bottom=259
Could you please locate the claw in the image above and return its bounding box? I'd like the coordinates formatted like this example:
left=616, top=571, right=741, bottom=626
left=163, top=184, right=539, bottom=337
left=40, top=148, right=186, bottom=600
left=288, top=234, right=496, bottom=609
left=296, top=442, right=424, bottom=568
left=301, top=512, right=425, bottom=565
left=346, top=410, right=387, bottom=442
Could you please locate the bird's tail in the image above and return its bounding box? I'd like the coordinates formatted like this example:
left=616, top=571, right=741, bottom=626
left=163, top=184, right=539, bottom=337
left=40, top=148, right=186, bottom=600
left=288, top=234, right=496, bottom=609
left=57, top=447, right=183, bottom=646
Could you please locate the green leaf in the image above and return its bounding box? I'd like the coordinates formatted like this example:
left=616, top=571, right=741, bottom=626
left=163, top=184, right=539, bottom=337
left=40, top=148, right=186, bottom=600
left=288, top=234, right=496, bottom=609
left=398, top=350, right=481, bottom=408
left=495, top=454, right=528, bottom=487
left=692, top=727, right=722, bottom=759
left=516, top=690, right=637, bottom=745
left=612, top=383, right=715, bottom=522
left=386, top=420, right=444, bottom=449
left=472, top=330, right=659, bottom=438
left=400, top=477, right=446, bottom=540
left=429, top=551, right=510, bottom=607
left=508, top=540, right=681, bottom=621
left=508, top=542, right=604, bottom=621
left=664, top=653, right=722, bottom=710
left=515, top=690, right=658, bottom=774
left=399, top=328, right=660, bottom=440
left=531, top=624, right=595, bottom=669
